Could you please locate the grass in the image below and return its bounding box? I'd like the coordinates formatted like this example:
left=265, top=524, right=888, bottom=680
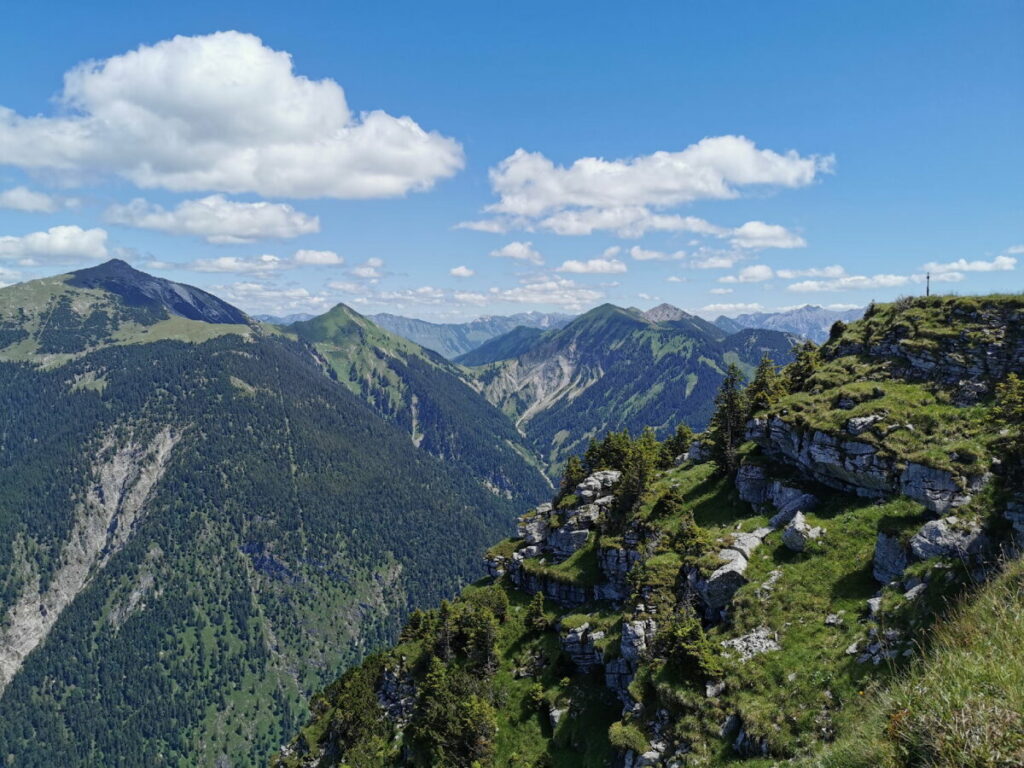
left=806, top=556, right=1024, bottom=768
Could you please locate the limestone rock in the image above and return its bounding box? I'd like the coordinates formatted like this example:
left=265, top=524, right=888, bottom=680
left=720, top=626, right=780, bottom=662
left=909, top=516, right=989, bottom=560
left=781, top=511, right=822, bottom=552
left=846, top=413, right=884, bottom=435
left=621, top=618, right=657, bottom=663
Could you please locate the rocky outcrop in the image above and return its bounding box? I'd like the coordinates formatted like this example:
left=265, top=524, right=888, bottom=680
left=748, top=416, right=987, bottom=513
left=596, top=545, right=640, bottom=602
left=690, top=527, right=774, bottom=619
left=735, top=461, right=818, bottom=528
left=376, top=663, right=416, bottom=728
left=832, top=302, right=1024, bottom=402
left=909, top=516, right=990, bottom=560
left=561, top=623, right=605, bottom=671
left=781, top=512, right=823, bottom=552
left=0, top=427, right=178, bottom=693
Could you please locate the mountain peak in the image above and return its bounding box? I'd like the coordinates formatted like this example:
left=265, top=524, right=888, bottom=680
left=67, top=259, right=248, bottom=325
left=643, top=303, right=690, bottom=323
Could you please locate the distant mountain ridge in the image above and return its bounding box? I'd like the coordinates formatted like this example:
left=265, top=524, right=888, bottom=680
left=460, top=302, right=797, bottom=470
left=369, top=311, right=573, bottom=359
left=715, top=304, right=864, bottom=342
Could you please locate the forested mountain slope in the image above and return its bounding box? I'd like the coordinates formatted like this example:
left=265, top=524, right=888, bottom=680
left=288, top=304, right=550, bottom=502
left=277, top=294, right=1024, bottom=768
left=0, top=261, right=525, bottom=766
left=461, top=304, right=797, bottom=473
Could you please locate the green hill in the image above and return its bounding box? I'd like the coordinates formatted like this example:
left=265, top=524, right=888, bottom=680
left=274, top=293, right=1024, bottom=768
left=0, top=262, right=526, bottom=766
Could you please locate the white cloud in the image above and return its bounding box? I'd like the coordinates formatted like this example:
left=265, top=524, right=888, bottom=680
left=489, top=276, right=603, bottom=310
left=556, top=257, right=627, bottom=274
left=350, top=257, right=385, bottom=280
left=776, top=265, right=846, bottom=279
left=719, top=264, right=774, bottom=283
left=538, top=206, right=725, bottom=237
left=729, top=220, right=806, bottom=249
left=700, top=302, right=765, bottom=315
left=453, top=291, right=488, bottom=305
left=327, top=280, right=362, bottom=293
left=0, top=32, right=463, bottom=198
left=630, top=245, right=686, bottom=261
left=710, top=287, right=734, bottom=295
left=190, top=254, right=284, bottom=273
left=666, top=275, right=685, bottom=283
left=454, top=218, right=517, bottom=234
left=0, top=186, right=60, bottom=213
left=294, top=249, right=342, bottom=265
left=787, top=273, right=913, bottom=292
left=689, top=253, right=739, bottom=269
left=923, top=255, right=1016, bottom=273
left=485, top=136, right=833, bottom=217
left=217, top=281, right=331, bottom=314
left=1006, top=245, right=1024, bottom=255
left=0, top=225, right=107, bottom=262
left=105, top=195, right=319, bottom=243
left=490, top=241, right=543, bottom=264
left=0, top=266, right=22, bottom=286
left=450, top=265, right=474, bottom=277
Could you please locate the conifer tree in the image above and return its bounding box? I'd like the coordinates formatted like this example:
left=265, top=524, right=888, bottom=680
left=559, top=455, right=586, bottom=498
left=660, top=423, right=694, bottom=467
left=746, top=353, right=786, bottom=416
left=526, top=591, right=548, bottom=632
left=785, top=340, right=820, bottom=391
left=708, top=364, right=747, bottom=475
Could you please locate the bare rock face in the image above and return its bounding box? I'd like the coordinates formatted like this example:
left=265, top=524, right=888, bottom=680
left=620, top=618, right=658, bottom=664
left=561, top=623, right=605, bottom=671
left=873, top=532, right=909, bottom=584
left=909, top=517, right=989, bottom=561
left=0, top=427, right=178, bottom=693
left=747, top=416, right=987, bottom=513
left=735, top=460, right=818, bottom=528
left=376, top=663, right=416, bottom=728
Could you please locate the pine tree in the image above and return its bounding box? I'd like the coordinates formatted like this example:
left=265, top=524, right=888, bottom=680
left=526, top=591, right=548, bottom=632
left=559, top=455, right=586, bottom=498
left=708, top=364, right=747, bottom=475
left=785, top=340, right=820, bottom=391
left=746, top=354, right=786, bottom=416
left=619, top=427, right=661, bottom=511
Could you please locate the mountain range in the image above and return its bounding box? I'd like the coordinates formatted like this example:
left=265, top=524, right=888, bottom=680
left=458, top=303, right=798, bottom=470
left=0, top=262, right=801, bottom=765
left=715, top=304, right=865, bottom=343
left=368, top=311, right=574, bottom=359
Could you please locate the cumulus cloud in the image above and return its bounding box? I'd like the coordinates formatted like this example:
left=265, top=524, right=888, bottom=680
left=538, top=206, right=725, bottom=237
left=190, top=254, right=285, bottom=273
left=454, top=291, right=488, bottom=305
left=490, top=241, right=543, bottom=264
left=0, top=186, right=63, bottom=213
left=719, top=264, right=774, bottom=283
left=485, top=136, right=832, bottom=217
left=776, top=265, right=846, bottom=279
left=0, top=32, right=463, bottom=198
left=217, top=281, right=331, bottom=314
left=689, top=253, right=740, bottom=269
left=556, top=257, right=627, bottom=274
left=489, top=276, right=603, bottom=309
left=923, top=255, right=1016, bottom=273
left=785, top=271, right=965, bottom=292
left=710, top=287, right=734, bottom=294
left=294, top=249, right=342, bottom=265
left=630, top=245, right=686, bottom=261
left=450, top=265, right=474, bottom=277
left=0, top=225, right=107, bottom=262
left=666, top=275, right=685, bottom=283
left=105, top=195, right=320, bottom=243
left=700, top=302, right=765, bottom=315
left=350, top=257, right=384, bottom=280
left=729, top=221, right=806, bottom=249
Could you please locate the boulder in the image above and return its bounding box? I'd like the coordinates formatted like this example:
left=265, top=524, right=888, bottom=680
left=873, top=532, right=909, bottom=583
left=846, top=413, right=885, bottom=435
left=561, top=623, right=605, bottom=671
left=909, top=516, right=989, bottom=560
left=517, top=514, right=550, bottom=546
left=695, top=551, right=749, bottom=615
left=687, top=439, right=712, bottom=463
left=575, top=470, right=622, bottom=502
left=899, top=463, right=979, bottom=514
left=735, top=462, right=770, bottom=505
left=781, top=512, right=822, bottom=552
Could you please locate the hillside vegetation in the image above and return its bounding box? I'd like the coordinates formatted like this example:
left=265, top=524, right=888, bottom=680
left=275, top=294, right=1024, bottom=768
left=0, top=262, right=526, bottom=766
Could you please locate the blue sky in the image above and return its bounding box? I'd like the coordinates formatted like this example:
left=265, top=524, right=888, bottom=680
left=0, top=0, right=1020, bottom=319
